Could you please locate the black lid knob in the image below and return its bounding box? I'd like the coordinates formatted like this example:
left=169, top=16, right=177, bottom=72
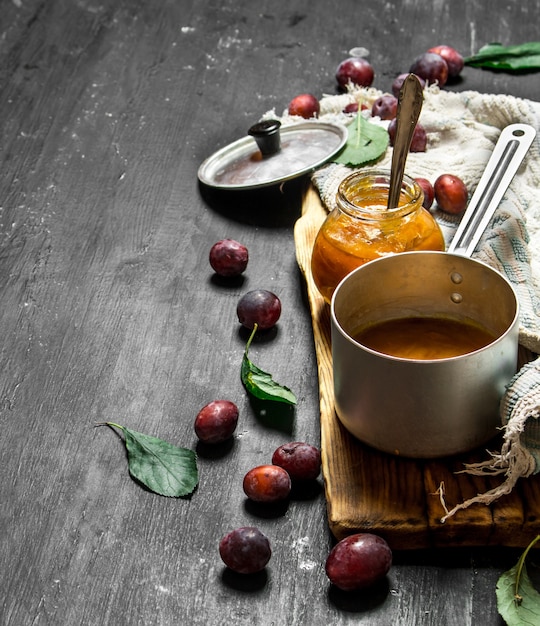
left=248, top=120, right=281, bottom=156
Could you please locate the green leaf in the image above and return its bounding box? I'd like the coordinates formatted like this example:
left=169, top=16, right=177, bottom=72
left=101, top=422, right=198, bottom=497
left=241, top=325, right=297, bottom=405
left=464, top=42, right=540, bottom=71
left=333, top=113, right=389, bottom=167
left=496, top=535, right=540, bottom=625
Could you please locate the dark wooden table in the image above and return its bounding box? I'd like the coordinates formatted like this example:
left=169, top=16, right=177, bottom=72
left=2, top=1, right=540, bottom=624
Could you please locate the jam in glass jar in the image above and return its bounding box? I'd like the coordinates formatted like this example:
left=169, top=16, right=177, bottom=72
left=311, top=169, right=445, bottom=303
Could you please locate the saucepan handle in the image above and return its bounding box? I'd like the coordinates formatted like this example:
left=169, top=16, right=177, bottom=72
left=447, top=123, right=536, bottom=257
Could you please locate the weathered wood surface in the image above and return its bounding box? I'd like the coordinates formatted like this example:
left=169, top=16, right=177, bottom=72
left=1, top=1, right=540, bottom=625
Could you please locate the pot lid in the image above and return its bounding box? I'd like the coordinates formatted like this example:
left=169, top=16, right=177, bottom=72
left=198, top=119, right=348, bottom=190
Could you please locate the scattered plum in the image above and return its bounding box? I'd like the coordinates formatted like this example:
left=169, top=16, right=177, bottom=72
left=388, top=118, right=427, bottom=152
left=371, top=95, right=398, bottom=120
left=219, top=526, right=271, bottom=574
left=237, top=289, right=281, bottom=330
left=409, top=52, right=449, bottom=87
left=243, top=464, right=292, bottom=502
left=427, top=45, right=464, bottom=78
left=325, top=533, right=392, bottom=591
left=343, top=102, right=369, bottom=114
left=288, top=93, right=320, bottom=118
left=194, top=400, right=239, bottom=444
left=336, top=57, right=374, bottom=89
left=409, top=124, right=427, bottom=152
left=434, top=174, right=468, bottom=214
left=343, top=101, right=359, bottom=114
left=271, top=442, right=321, bottom=481
left=209, top=239, right=248, bottom=277
left=414, top=177, right=435, bottom=209
left=391, top=73, right=425, bottom=98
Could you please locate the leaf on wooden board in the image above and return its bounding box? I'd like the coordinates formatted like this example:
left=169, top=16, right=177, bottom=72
left=101, top=422, right=199, bottom=497
left=496, top=535, right=540, bottom=625
left=464, top=42, right=540, bottom=71
left=333, top=113, right=389, bottom=167
left=240, top=325, right=297, bottom=405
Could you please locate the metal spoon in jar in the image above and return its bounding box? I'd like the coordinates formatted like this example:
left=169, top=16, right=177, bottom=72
left=387, top=73, right=424, bottom=211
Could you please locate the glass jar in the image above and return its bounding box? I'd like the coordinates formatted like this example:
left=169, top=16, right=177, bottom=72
left=311, top=169, right=445, bottom=303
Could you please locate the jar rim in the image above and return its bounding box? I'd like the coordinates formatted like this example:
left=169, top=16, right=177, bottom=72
left=337, top=168, right=423, bottom=219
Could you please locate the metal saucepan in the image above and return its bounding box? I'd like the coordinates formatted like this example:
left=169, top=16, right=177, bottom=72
left=330, top=123, right=536, bottom=458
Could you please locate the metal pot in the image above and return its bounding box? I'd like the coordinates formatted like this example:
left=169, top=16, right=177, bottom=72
left=331, top=251, right=519, bottom=458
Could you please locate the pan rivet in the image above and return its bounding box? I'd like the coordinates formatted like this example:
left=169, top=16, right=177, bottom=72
left=450, top=272, right=463, bottom=284
left=451, top=292, right=463, bottom=304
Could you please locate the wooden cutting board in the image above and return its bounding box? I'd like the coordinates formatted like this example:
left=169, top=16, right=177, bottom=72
left=294, top=184, right=540, bottom=550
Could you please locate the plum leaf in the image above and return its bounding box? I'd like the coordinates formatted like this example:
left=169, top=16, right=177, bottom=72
left=100, top=423, right=198, bottom=497
left=333, top=113, right=388, bottom=166
left=464, top=42, right=540, bottom=71
left=241, top=325, right=297, bottom=405
left=496, top=535, right=540, bottom=625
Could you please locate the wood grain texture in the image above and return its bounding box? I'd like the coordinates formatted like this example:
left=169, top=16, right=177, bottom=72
left=1, top=0, right=540, bottom=624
